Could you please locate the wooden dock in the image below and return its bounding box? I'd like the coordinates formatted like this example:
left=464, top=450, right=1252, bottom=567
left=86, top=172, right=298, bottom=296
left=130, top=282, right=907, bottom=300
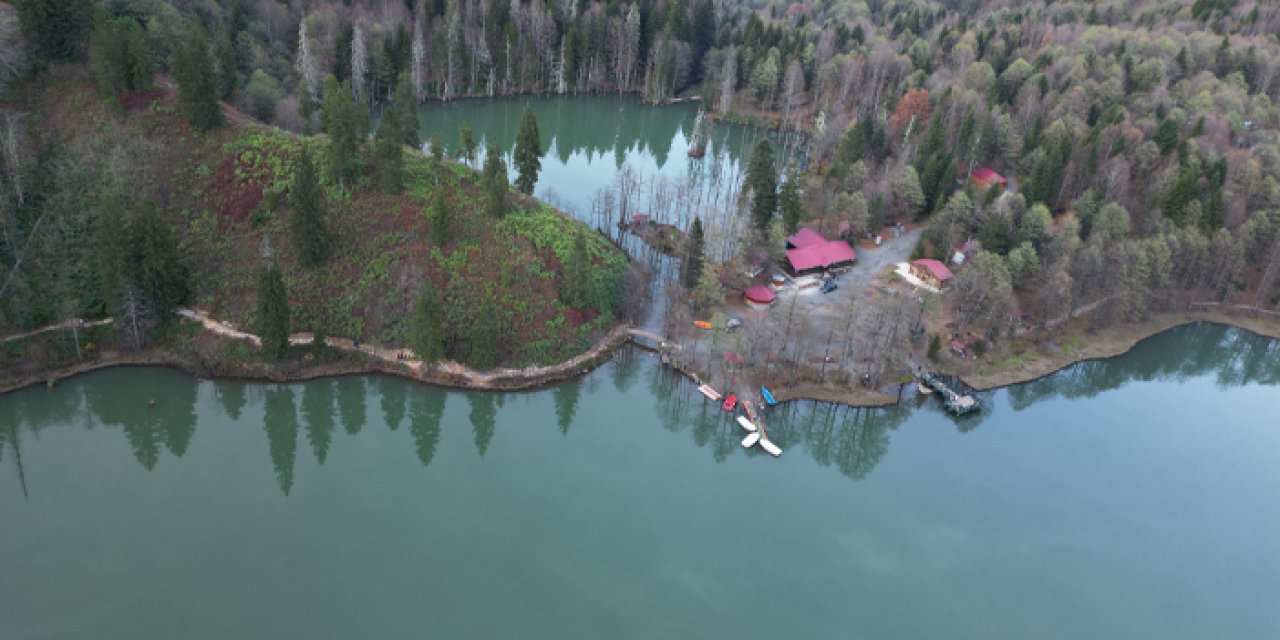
left=918, top=372, right=980, bottom=415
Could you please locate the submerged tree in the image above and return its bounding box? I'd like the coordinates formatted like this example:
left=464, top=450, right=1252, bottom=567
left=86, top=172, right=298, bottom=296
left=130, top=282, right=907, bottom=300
left=290, top=151, right=330, bottom=267
left=513, top=106, right=542, bottom=195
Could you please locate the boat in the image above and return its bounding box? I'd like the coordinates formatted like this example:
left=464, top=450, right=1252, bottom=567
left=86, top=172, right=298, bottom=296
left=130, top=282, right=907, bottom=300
left=693, top=320, right=713, bottom=330
left=761, top=386, right=778, bottom=406
left=721, top=393, right=738, bottom=411
left=697, top=384, right=722, bottom=401
left=743, top=400, right=758, bottom=423
left=736, top=416, right=757, bottom=432
left=916, top=382, right=933, bottom=395
left=741, top=432, right=760, bottom=448
left=758, top=437, right=782, bottom=457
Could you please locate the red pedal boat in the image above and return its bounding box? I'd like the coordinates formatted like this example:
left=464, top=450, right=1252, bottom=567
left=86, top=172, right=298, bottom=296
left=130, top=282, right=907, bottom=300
left=721, top=393, right=738, bottom=411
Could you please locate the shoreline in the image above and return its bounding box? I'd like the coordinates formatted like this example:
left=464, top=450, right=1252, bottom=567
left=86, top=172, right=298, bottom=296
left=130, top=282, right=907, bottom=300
left=4, top=308, right=1278, bottom=405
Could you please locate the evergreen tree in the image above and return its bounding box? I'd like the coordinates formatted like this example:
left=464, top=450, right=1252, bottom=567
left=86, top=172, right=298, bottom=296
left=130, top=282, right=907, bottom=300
left=215, top=27, right=239, bottom=100
left=94, top=193, right=130, bottom=312
left=683, top=217, right=705, bottom=290
left=467, top=296, right=501, bottom=370
left=1154, top=118, right=1179, bottom=154
left=171, top=23, right=223, bottom=133
left=483, top=145, right=508, bottom=217
left=373, top=92, right=405, bottom=193
left=779, top=180, right=802, bottom=234
left=458, top=124, right=477, bottom=168
left=256, top=258, right=291, bottom=362
left=834, top=123, right=865, bottom=173
left=89, top=17, right=154, bottom=98
left=15, top=0, right=94, bottom=63
left=290, top=151, right=331, bottom=267
left=563, top=229, right=592, bottom=309
left=409, top=281, right=446, bottom=363
left=513, top=106, right=543, bottom=195
left=392, top=72, right=420, bottom=148
left=429, top=190, right=449, bottom=246
left=127, top=202, right=190, bottom=314
left=745, top=140, right=777, bottom=230
left=322, top=78, right=359, bottom=192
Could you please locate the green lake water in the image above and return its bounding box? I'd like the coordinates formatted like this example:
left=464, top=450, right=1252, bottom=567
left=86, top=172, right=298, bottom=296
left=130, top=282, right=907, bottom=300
left=2, top=323, right=1278, bottom=639
left=412, top=95, right=760, bottom=217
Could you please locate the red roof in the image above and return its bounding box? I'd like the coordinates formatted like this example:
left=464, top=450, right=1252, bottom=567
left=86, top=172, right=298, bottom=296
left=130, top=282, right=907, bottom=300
left=787, top=241, right=857, bottom=272
left=970, top=168, right=1007, bottom=186
left=631, top=213, right=649, bottom=223
left=787, top=227, right=826, bottom=248
left=911, top=259, right=954, bottom=281
left=744, top=285, right=776, bottom=303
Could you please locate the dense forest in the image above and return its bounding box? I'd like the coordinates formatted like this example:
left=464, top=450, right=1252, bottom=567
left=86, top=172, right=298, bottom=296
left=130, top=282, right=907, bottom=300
left=3, top=0, right=1280, bottom=373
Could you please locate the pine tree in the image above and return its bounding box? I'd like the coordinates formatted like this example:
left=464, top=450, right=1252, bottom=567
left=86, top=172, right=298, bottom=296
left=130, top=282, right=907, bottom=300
left=392, top=72, right=419, bottom=148
left=483, top=145, right=508, bottom=217
left=745, top=140, right=777, bottom=230
left=409, top=280, right=446, bottom=363
left=563, top=229, right=592, bottom=309
left=15, top=0, right=94, bottom=63
left=513, top=106, right=543, bottom=195
left=467, top=296, right=501, bottom=370
left=429, top=190, right=448, bottom=246
left=322, top=78, right=359, bottom=193
left=373, top=96, right=404, bottom=194
left=458, top=124, right=477, bottom=168
left=683, top=217, right=705, bottom=290
left=90, top=17, right=154, bottom=98
left=171, top=23, right=223, bottom=133
left=1154, top=118, right=1179, bottom=154
left=290, top=151, right=331, bottom=267
left=128, top=202, right=190, bottom=314
left=779, top=179, right=802, bottom=234
left=257, top=258, right=291, bottom=362
left=94, top=193, right=130, bottom=313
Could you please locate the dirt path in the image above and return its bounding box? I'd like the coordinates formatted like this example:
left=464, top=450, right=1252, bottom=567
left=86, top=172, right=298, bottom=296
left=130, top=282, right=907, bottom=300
left=0, top=318, right=114, bottom=344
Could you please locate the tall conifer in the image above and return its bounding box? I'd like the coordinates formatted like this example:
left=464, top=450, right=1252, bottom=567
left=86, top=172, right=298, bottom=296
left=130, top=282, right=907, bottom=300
left=513, top=106, right=542, bottom=195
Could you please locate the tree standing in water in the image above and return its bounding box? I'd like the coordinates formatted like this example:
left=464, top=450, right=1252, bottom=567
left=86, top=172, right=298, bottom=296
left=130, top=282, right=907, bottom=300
left=513, top=106, right=542, bottom=195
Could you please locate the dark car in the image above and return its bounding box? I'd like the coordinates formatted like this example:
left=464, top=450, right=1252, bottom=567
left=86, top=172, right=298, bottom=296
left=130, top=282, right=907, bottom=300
left=820, top=279, right=838, bottom=294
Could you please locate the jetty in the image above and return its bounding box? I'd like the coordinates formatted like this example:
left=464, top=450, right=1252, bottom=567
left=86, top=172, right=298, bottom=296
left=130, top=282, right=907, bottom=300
left=918, top=372, right=980, bottom=415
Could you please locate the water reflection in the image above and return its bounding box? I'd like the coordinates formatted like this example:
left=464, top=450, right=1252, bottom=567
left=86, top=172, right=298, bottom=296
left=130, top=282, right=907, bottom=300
left=301, top=380, right=336, bottom=465
left=2, top=324, right=1276, bottom=497
left=263, top=386, right=298, bottom=495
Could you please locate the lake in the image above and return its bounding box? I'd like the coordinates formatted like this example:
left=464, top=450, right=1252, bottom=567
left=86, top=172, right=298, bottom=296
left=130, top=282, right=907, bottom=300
left=2, top=323, right=1278, bottom=639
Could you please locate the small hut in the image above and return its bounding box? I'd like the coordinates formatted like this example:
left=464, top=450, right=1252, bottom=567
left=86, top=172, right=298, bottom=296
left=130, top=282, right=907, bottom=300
left=970, top=168, right=1008, bottom=191
left=910, top=259, right=954, bottom=288
left=744, top=285, right=776, bottom=310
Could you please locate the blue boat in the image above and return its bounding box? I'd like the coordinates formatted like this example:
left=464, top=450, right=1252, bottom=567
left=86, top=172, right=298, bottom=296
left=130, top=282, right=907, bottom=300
left=761, top=386, right=778, bottom=406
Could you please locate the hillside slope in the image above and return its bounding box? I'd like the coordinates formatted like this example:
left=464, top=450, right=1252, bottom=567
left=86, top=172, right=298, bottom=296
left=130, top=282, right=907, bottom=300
left=0, top=67, right=632, bottom=374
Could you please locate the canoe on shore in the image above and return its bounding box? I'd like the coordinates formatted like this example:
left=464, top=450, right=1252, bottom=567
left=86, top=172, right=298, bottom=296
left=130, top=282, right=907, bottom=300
left=761, top=386, right=778, bottom=406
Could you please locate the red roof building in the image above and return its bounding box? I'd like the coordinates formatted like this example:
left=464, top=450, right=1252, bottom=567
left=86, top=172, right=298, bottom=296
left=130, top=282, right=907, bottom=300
left=786, top=227, right=827, bottom=249
left=786, top=241, right=857, bottom=274
left=744, top=285, right=776, bottom=309
left=970, top=168, right=1008, bottom=189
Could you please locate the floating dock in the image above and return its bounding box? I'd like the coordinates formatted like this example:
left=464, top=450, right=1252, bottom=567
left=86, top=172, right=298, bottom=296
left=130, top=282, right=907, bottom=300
left=918, top=372, right=980, bottom=415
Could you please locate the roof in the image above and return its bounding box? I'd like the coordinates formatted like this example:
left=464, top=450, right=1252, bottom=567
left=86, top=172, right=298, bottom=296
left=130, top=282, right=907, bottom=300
left=744, top=285, right=776, bottom=303
left=631, top=213, right=649, bottom=223
left=911, top=259, right=954, bottom=281
left=787, top=241, right=857, bottom=272
left=971, top=168, right=1007, bottom=185
left=787, top=227, right=827, bottom=248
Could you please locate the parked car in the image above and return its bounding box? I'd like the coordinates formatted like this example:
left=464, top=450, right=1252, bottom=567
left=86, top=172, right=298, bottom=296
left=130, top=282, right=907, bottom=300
left=726, top=318, right=742, bottom=330
left=820, top=280, right=838, bottom=294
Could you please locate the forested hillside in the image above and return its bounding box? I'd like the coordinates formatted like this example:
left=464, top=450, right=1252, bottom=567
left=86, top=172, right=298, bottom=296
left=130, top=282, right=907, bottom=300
left=2, top=0, right=1280, bottom=377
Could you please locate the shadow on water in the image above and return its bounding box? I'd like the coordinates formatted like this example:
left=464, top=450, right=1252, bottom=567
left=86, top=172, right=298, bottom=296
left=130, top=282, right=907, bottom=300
left=3, top=324, right=1277, bottom=496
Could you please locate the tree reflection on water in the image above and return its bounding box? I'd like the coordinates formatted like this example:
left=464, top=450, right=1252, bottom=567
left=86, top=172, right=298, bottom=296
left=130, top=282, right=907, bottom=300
left=2, top=324, right=1276, bottom=496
